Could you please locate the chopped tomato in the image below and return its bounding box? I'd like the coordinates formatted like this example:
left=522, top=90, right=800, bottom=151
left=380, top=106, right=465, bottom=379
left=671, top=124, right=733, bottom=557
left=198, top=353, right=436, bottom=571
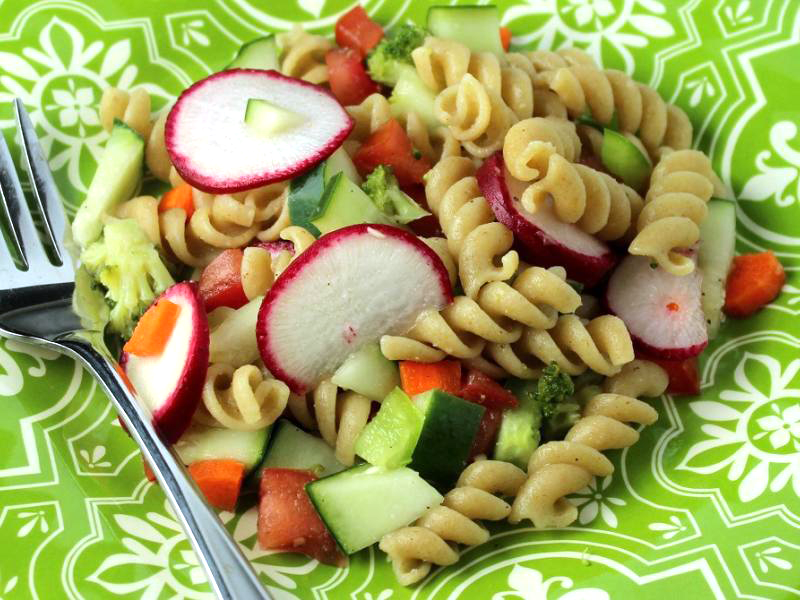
left=335, top=6, right=383, bottom=57
left=460, top=369, right=518, bottom=409
left=325, top=47, right=379, bottom=106
left=353, top=119, right=431, bottom=188
left=258, top=468, right=347, bottom=567
left=724, top=251, right=785, bottom=317
left=469, top=407, right=503, bottom=460
left=199, top=249, right=248, bottom=312
left=404, top=185, right=443, bottom=237
left=499, top=27, right=512, bottom=52
left=646, top=356, right=700, bottom=396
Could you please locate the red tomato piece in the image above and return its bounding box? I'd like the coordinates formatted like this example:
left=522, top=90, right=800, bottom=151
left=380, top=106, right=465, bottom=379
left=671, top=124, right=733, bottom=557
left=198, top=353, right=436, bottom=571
left=353, top=119, right=432, bottom=188
left=335, top=5, right=384, bottom=57
left=325, top=47, right=379, bottom=107
left=469, top=407, right=503, bottom=460
left=258, top=468, right=347, bottom=567
left=460, top=369, right=519, bottom=409
left=645, top=356, right=700, bottom=396
left=198, top=249, right=248, bottom=312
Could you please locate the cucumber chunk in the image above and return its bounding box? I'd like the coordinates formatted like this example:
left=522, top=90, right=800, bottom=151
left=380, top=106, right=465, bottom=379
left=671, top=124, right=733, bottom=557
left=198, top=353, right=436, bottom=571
left=600, top=129, right=651, bottom=191
left=355, top=388, right=423, bottom=468
left=244, top=98, right=306, bottom=136
left=306, top=464, right=443, bottom=554
left=72, top=120, right=144, bottom=248
left=325, top=146, right=362, bottom=185
left=209, top=295, right=262, bottom=367
left=410, top=389, right=484, bottom=488
left=426, top=5, right=504, bottom=55
left=331, top=343, right=400, bottom=401
left=175, top=423, right=271, bottom=472
left=493, top=379, right=542, bottom=469
left=310, top=172, right=393, bottom=235
left=226, top=35, right=280, bottom=70
left=698, top=198, right=736, bottom=339
left=389, top=65, right=439, bottom=129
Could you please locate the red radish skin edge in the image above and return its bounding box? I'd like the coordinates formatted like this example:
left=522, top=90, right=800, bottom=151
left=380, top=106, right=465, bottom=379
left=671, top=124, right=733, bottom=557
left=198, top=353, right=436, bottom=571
left=476, top=152, right=616, bottom=287
left=165, top=69, right=355, bottom=193
left=121, top=282, right=209, bottom=443
left=257, top=224, right=453, bottom=394
left=627, top=333, right=707, bottom=360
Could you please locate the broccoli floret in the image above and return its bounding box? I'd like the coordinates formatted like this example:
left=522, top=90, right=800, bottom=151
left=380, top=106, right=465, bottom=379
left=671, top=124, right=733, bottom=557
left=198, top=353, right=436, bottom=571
left=80, top=218, right=174, bottom=337
left=367, top=23, right=426, bottom=86
left=536, top=363, right=575, bottom=418
left=362, top=165, right=430, bottom=224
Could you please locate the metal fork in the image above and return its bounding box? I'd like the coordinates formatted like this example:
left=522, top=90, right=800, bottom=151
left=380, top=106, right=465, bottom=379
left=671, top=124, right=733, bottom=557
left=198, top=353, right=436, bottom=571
left=0, top=99, right=270, bottom=600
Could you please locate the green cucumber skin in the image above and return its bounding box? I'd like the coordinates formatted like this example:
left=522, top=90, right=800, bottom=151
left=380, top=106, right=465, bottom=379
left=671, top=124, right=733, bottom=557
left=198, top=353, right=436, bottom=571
left=175, top=424, right=271, bottom=473
left=493, top=379, right=542, bottom=469
left=331, top=343, right=400, bottom=401
left=410, top=389, right=484, bottom=488
left=311, top=172, right=393, bottom=234
left=600, top=129, right=651, bottom=191
left=698, top=199, right=737, bottom=339
left=226, top=35, right=280, bottom=70
left=426, top=5, right=504, bottom=55
left=355, top=387, right=423, bottom=468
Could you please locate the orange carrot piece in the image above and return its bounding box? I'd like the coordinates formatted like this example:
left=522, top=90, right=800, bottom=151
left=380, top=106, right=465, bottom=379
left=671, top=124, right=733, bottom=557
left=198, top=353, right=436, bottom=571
left=114, top=363, right=136, bottom=393
left=143, top=457, right=157, bottom=482
left=123, top=299, right=181, bottom=357
left=499, top=27, right=512, bottom=52
left=723, top=251, right=785, bottom=318
left=399, top=360, right=462, bottom=397
left=158, top=183, right=195, bottom=218
left=188, top=459, right=246, bottom=512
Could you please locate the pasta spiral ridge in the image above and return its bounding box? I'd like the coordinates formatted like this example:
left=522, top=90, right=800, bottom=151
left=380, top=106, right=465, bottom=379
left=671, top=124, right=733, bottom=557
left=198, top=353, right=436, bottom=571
left=628, top=149, right=716, bottom=275
left=509, top=360, right=668, bottom=528
left=379, top=460, right=527, bottom=586
left=278, top=26, right=332, bottom=85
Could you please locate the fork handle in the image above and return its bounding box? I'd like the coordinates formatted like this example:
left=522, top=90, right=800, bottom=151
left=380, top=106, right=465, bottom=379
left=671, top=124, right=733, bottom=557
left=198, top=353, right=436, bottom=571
left=64, top=340, right=271, bottom=600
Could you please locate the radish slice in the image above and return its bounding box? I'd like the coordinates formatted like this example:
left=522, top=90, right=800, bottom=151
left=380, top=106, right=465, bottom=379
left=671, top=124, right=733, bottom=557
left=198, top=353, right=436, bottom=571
left=122, top=282, right=209, bottom=443
left=257, top=224, right=453, bottom=394
left=166, top=69, right=354, bottom=193
left=607, top=255, right=708, bottom=359
left=476, top=151, right=616, bottom=287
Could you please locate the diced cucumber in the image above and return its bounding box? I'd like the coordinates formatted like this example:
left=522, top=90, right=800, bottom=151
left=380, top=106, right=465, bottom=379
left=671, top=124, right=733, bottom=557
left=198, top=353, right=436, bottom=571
left=226, top=35, right=280, bottom=70
left=72, top=120, right=144, bottom=248
left=209, top=296, right=262, bottom=367
left=331, top=343, right=400, bottom=401
left=248, top=420, right=345, bottom=488
left=311, top=172, right=393, bottom=235
left=601, top=129, right=651, bottom=191
left=355, top=388, right=422, bottom=468
left=698, top=198, right=736, bottom=339
left=244, top=98, right=306, bottom=136
left=410, top=389, right=484, bottom=488
left=427, top=5, right=504, bottom=55
left=493, top=379, right=543, bottom=469
left=306, top=464, right=443, bottom=554
left=389, top=65, right=438, bottom=129
left=325, top=146, right=362, bottom=185
left=175, top=423, right=271, bottom=472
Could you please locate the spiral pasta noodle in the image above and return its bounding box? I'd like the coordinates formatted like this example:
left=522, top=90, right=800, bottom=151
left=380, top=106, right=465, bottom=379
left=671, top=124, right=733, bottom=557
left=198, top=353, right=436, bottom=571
left=411, top=36, right=471, bottom=93
left=380, top=459, right=527, bottom=586
left=628, top=149, right=715, bottom=275
left=199, top=363, right=290, bottom=431
left=509, top=360, right=668, bottom=528
left=277, top=26, right=332, bottom=85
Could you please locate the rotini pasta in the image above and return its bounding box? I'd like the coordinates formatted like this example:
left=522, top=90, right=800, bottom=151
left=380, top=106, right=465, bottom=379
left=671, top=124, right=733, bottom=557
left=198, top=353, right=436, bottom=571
left=411, top=36, right=471, bottom=93
left=509, top=360, right=668, bottom=528
left=380, top=459, right=527, bottom=586
left=277, top=25, right=332, bottom=85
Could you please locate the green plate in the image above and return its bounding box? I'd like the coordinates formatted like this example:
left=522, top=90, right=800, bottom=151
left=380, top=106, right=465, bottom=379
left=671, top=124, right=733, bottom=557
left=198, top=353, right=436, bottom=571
left=1, top=1, right=799, bottom=598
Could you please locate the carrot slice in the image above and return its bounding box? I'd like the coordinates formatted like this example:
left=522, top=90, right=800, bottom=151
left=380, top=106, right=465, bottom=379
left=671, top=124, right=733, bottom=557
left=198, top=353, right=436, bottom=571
left=158, top=183, right=195, bottom=218
left=399, top=360, right=462, bottom=396
left=499, top=27, right=512, bottom=52
left=723, top=251, right=785, bottom=318
left=188, top=459, right=246, bottom=512
left=123, top=298, right=181, bottom=357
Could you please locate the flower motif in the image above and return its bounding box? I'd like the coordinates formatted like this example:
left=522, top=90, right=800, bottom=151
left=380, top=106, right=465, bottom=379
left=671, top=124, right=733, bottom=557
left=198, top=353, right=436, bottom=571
left=723, top=0, right=755, bottom=27
left=0, top=574, right=18, bottom=598
left=685, top=76, right=716, bottom=107
left=562, top=0, right=615, bottom=28
left=364, top=591, right=393, bottom=600
left=17, top=511, right=48, bottom=538
left=79, top=445, right=113, bottom=469
left=492, top=565, right=609, bottom=600
left=739, top=121, right=800, bottom=207
left=181, top=20, right=211, bottom=47
left=570, top=476, right=626, bottom=528
left=47, top=78, right=98, bottom=134
left=648, top=515, right=687, bottom=540
left=754, top=546, right=792, bottom=573
left=754, top=404, right=800, bottom=451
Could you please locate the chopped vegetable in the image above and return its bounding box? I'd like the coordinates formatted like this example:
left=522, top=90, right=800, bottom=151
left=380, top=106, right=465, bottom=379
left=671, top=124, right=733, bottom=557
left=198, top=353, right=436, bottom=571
left=335, top=6, right=384, bottom=58
left=355, top=387, right=423, bottom=468
left=723, top=251, right=785, bottom=317
left=188, top=459, right=246, bottom=512
left=353, top=119, right=431, bottom=187
left=536, top=363, right=576, bottom=418
left=366, top=23, right=426, bottom=86
left=646, top=356, right=700, bottom=396
left=459, top=369, right=519, bottom=409
left=123, top=298, right=181, bottom=357
left=80, top=218, right=175, bottom=337
left=198, top=249, right=248, bottom=312
left=362, top=165, right=431, bottom=223
left=499, top=27, right=512, bottom=51
left=469, top=407, right=503, bottom=460
left=399, top=360, right=461, bottom=396
left=325, top=47, right=380, bottom=106
left=158, top=183, right=195, bottom=218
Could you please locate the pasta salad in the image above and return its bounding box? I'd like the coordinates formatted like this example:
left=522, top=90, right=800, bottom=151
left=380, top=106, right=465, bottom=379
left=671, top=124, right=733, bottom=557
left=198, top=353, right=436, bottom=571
left=69, top=3, right=786, bottom=587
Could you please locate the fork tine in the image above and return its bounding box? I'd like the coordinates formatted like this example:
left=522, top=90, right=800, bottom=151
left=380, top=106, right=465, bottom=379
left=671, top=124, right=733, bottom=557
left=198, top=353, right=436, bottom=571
left=14, top=99, right=69, bottom=264
left=0, top=131, right=28, bottom=268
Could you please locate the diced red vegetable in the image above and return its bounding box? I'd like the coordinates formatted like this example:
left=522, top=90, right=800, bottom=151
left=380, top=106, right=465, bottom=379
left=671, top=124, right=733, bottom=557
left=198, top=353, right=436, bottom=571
left=188, top=459, right=246, bottom=512
left=353, top=119, right=431, bottom=188
left=499, top=27, right=512, bottom=52
left=399, top=360, right=462, bottom=397
left=143, top=457, right=156, bottom=482
left=335, top=6, right=384, bottom=58
left=459, top=369, right=518, bottom=409
left=646, top=356, right=700, bottom=396
left=198, top=249, right=248, bottom=312
left=469, top=407, right=503, bottom=460
left=325, top=47, right=379, bottom=107
left=724, top=251, right=785, bottom=317
left=258, top=468, right=347, bottom=567
left=405, top=185, right=443, bottom=237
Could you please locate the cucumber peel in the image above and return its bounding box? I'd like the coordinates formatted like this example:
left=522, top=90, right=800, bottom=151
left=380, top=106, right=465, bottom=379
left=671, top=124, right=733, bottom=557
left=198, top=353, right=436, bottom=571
left=426, top=5, right=504, bottom=55
left=698, top=198, right=736, bottom=339
left=226, top=35, right=280, bottom=70
left=601, top=128, right=651, bottom=191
